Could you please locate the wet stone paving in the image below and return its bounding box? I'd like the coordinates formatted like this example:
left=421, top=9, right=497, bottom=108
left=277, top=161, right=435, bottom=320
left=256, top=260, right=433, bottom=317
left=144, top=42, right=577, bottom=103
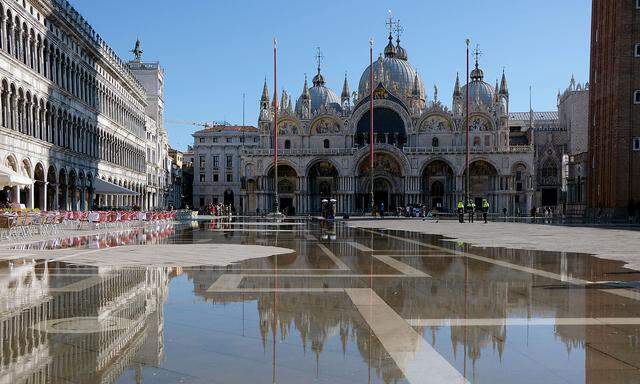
left=1, top=218, right=640, bottom=383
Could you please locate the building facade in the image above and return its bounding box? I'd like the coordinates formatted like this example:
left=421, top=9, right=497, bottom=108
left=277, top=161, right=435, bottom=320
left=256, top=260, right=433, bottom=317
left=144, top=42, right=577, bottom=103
left=588, top=0, right=640, bottom=218
left=238, top=24, right=535, bottom=215
left=0, top=0, right=168, bottom=211
left=508, top=77, right=589, bottom=214
left=192, top=125, right=259, bottom=209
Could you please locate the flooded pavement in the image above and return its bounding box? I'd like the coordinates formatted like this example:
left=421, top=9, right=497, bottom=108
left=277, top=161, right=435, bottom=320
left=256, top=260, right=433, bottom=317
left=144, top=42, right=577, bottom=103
left=1, top=219, right=639, bottom=383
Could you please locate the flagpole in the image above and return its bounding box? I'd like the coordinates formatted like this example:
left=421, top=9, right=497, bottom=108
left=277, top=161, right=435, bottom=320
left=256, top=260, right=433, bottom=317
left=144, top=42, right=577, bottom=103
left=369, top=38, right=375, bottom=214
left=465, top=39, right=470, bottom=206
left=273, top=38, right=279, bottom=214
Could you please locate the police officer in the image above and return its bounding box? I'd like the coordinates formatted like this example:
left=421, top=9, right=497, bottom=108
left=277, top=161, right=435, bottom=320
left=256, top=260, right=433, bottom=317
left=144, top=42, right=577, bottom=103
left=482, top=198, right=490, bottom=223
left=457, top=200, right=465, bottom=223
left=466, top=200, right=476, bottom=223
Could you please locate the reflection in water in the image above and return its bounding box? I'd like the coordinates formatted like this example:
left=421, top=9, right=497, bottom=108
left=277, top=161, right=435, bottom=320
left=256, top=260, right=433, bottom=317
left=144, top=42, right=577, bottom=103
left=0, top=220, right=639, bottom=383
left=10, top=224, right=177, bottom=251
left=0, top=260, right=172, bottom=383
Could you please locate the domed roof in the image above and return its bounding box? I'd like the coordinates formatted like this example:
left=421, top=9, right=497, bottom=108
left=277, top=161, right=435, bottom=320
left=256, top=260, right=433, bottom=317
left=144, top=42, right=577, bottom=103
left=295, top=71, right=341, bottom=115
left=358, top=53, right=425, bottom=101
left=309, top=85, right=341, bottom=112
left=461, top=81, right=495, bottom=106
left=460, top=62, right=495, bottom=106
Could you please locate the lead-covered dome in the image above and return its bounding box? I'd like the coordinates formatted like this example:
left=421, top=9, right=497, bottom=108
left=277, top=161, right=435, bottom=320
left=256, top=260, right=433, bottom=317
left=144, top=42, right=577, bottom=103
left=295, top=70, right=341, bottom=115
left=358, top=36, right=425, bottom=102
left=460, top=63, right=495, bottom=106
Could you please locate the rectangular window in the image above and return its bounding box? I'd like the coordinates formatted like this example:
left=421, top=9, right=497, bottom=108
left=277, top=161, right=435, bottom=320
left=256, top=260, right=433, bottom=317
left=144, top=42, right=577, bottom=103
left=227, top=174, right=233, bottom=182
left=212, top=137, right=218, bottom=143
left=254, top=137, right=259, bottom=143
left=633, top=137, right=640, bottom=151
left=199, top=137, right=205, bottom=143
left=213, top=174, right=219, bottom=182
left=212, top=155, right=219, bottom=168
left=199, top=156, right=205, bottom=168
left=635, top=43, right=640, bottom=57
left=199, top=174, right=205, bottom=182
left=226, top=155, right=233, bottom=168
left=226, top=137, right=232, bottom=143
left=637, top=0, right=640, bottom=9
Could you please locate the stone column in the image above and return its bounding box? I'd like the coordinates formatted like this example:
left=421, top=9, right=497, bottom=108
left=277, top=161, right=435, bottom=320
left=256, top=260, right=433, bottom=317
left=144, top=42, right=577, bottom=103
left=40, top=182, right=47, bottom=211
left=28, top=186, right=34, bottom=209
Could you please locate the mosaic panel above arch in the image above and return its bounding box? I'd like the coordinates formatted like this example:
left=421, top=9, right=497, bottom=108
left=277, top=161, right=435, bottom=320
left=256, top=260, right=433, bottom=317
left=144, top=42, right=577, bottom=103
left=418, top=115, right=451, bottom=132
left=311, top=117, right=341, bottom=135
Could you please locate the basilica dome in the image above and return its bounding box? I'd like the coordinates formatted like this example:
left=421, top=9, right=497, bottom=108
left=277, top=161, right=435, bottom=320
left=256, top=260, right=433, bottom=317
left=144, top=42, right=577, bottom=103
left=460, top=65, right=495, bottom=106
left=357, top=37, right=425, bottom=101
left=295, top=71, right=341, bottom=114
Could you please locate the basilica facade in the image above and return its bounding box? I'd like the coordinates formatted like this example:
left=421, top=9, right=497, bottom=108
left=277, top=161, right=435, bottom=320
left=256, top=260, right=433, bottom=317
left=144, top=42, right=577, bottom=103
left=238, top=26, right=535, bottom=215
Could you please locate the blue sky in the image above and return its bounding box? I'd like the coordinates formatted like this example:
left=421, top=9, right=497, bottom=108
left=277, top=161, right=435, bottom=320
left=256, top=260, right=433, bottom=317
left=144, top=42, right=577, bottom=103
left=68, top=0, right=592, bottom=151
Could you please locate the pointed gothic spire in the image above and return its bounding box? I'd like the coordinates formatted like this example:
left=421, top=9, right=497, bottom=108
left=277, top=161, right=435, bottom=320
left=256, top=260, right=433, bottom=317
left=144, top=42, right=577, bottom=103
left=341, top=72, right=350, bottom=99
left=495, top=79, right=500, bottom=101
left=500, top=69, right=509, bottom=96
left=261, top=77, right=270, bottom=101
left=453, top=72, right=461, bottom=97
left=301, top=74, right=310, bottom=99
left=411, top=72, right=420, bottom=97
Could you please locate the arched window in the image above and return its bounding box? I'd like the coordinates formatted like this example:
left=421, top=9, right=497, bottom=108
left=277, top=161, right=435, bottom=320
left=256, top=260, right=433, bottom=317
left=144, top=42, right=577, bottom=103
left=473, top=137, right=481, bottom=146
left=323, top=139, right=330, bottom=149
left=284, top=139, right=291, bottom=149
left=432, top=137, right=439, bottom=147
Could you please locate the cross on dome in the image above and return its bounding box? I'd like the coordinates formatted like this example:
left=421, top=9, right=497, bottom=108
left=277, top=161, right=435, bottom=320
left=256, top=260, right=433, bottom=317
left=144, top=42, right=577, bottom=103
left=315, top=47, right=324, bottom=74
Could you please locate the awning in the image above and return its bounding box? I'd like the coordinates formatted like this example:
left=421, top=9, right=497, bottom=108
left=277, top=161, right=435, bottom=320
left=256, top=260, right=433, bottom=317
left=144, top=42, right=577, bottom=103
left=0, top=164, right=33, bottom=187
left=93, top=178, right=140, bottom=196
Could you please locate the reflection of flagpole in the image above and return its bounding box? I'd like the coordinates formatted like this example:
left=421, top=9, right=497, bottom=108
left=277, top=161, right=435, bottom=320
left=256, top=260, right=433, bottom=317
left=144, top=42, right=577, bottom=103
left=273, top=38, right=280, bottom=214
left=369, top=38, right=375, bottom=213
left=465, top=39, right=470, bottom=206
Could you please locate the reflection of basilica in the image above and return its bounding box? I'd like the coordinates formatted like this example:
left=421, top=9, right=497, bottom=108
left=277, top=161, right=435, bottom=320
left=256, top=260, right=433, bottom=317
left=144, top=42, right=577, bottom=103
left=241, top=17, right=534, bottom=215
left=0, top=259, right=172, bottom=384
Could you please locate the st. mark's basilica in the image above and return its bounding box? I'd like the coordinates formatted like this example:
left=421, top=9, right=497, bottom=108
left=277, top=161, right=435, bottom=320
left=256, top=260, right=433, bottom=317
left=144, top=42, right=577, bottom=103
left=238, top=20, right=534, bottom=215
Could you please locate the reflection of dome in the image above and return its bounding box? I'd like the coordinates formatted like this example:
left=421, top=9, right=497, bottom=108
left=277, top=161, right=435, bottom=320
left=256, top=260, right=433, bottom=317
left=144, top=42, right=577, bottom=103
left=358, top=36, right=425, bottom=101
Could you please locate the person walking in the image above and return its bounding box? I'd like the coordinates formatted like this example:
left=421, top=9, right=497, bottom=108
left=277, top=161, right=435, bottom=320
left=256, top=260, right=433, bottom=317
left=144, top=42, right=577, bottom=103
left=380, top=202, right=385, bottom=218
left=482, top=199, right=490, bottom=223
left=457, top=200, right=465, bottom=223
left=467, top=200, right=476, bottom=223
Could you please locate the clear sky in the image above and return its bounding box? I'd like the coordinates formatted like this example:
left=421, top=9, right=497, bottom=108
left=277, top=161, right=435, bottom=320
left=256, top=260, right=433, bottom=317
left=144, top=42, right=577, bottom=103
left=68, top=0, right=592, bottom=151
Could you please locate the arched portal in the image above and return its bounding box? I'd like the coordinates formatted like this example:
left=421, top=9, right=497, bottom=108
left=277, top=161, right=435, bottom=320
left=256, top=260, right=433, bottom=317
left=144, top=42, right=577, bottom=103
left=46, top=165, right=56, bottom=210
left=19, top=159, right=32, bottom=207
left=223, top=189, right=234, bottom=208
left=355, top=107, right=406, bottom=148
left=58, top=169, right=67, bottom=210
left=356, top=152, right=404, bottom=212
left=267, top=164, right=298, bottom=215
left=421, top=160, right=455, bottom=211
left=463, top=160, right=498, bottom=209
left=34, top=163, right=45, bottom=210
left=307, top=161, right=339, bottom=213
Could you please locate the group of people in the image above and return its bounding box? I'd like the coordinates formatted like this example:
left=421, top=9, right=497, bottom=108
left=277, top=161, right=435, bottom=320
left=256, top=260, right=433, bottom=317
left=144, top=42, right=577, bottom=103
left=457, top=199, right=491, bottom=223
left=200, top=203, right=234, bottom=217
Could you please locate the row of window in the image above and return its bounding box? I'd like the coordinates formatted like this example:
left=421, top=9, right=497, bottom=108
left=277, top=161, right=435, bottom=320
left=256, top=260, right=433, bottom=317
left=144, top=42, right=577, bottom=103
left=0, top=79, right=144, bottom=172
left=198, top=136, right=259, bottom=143
left=199, top=173, right=233, bottom=183
left=198, top=155, right=233, bottom=169
left=0, top=2, right=146, bottom=137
